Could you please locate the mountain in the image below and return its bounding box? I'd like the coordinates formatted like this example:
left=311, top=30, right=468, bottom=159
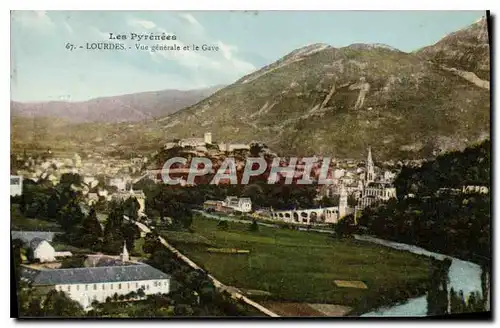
left=148, top=25, right=490, bottom=159
left=415, top=16, right=490, bottom=84
left=11, top=19, right=490, bottom=160
left=11, top=85, right=223, bottom=123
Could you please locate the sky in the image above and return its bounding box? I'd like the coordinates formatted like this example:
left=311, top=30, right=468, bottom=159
left=10, top=10, right=485, bottom=102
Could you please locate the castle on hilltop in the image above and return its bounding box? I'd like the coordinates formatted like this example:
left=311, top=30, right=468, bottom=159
left=164, top=132, right=251, bottom=152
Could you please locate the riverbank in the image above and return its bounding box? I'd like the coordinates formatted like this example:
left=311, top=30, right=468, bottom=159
left=355, top=235, right=483, bottom=317
left=159, top=215, right=433, bottom=316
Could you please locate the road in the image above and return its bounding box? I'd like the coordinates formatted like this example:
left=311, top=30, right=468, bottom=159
left=194, top=210, right=280, bottom=228
left=195, top=210, right=336, bottom=235
left=126, top=215, right=280, bottom=317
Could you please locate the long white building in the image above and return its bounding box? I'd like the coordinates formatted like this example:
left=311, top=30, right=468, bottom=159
left=22, top=262, right=171, bottom=310
left=20, top=242, right=170, bottom=310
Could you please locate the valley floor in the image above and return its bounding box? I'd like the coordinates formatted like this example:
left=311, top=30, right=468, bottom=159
left=160, top=216, right=431, bottom=315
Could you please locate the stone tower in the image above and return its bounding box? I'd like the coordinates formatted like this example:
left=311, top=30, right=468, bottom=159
left=121, top=241, right=129, bottom=262
left=339, top=185, right=348, bottom=219
left=204, top=132, right=212, bottom=144
left=365, top=147, right=375, bottom=184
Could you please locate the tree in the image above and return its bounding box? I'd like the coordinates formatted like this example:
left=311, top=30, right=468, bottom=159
left=334, top=215, right=356, bottom=237
left=318, top=196, right=337, bottom=207
left=57, top=198, right=85, bottom=234
left=102, top=204, right=125, bottom=254
left=143, top=233, right=162, bottom=254
left=427, top=258, right=452, bottom=316
left=12, top=238, right=24, bottom=288
left=347, top=195, right=358, bottom=207
left=122, top=222, right=140, bottom=251
left=241, top=184, right=264, bottom=205
left=60, top=173, right=82, bottom=187
left=249, top=143, right=264, bottom=157
left=174, top=304, right=194, bottom=316
left=123, top=197, right=140, bottom=221
left=39, top=290, right=85, bottom=317
left=79, top=208, right=103, bottom=249
left=18, top=285, right=42, bottom=317
left=217, top=220, right=229, bottom=231
left=60, top=256, right=86, bottom=268
left=248, top=220, right=259, bottom=232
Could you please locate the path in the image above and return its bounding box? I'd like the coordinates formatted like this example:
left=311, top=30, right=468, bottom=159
left=194, top=210, right=278, bottom=227
left=195, top=210, right=336, bottom=234
left=126, top=215, right=280, bottom=317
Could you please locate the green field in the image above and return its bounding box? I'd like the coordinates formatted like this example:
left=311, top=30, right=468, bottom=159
left=161, top=217, right=431, bottom=313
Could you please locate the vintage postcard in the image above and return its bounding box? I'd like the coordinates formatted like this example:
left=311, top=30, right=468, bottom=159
left=10, top=10, right=491, bottom=319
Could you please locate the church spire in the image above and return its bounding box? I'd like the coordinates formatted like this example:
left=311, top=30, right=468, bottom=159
left=121, top=241, right=129, bottom=262
left=367, top=147, right=373, bottom=167
left=366, top=147, right=375, bottom=184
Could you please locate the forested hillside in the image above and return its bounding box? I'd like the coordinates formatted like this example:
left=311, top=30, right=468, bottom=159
left=356, top=140, right=491, bottom=265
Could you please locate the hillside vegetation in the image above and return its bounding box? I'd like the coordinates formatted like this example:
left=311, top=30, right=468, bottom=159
left=11, top=18, right=490, bottom=160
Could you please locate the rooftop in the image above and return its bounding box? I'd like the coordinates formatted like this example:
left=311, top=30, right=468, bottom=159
left=11, top=231, right=58, bottom=245
left=22, top=263, right=171, bottom=286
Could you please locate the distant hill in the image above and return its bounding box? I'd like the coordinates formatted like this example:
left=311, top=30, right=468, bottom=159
left=147, top=17, right=490, bottom=160
left=415, top=17, right=490, bottom=83
left=11, top=18, right=490, bottom=160
left=11, top=85, right=223, bottom=123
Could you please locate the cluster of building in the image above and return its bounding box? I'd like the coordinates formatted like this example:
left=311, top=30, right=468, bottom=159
left=264, top=148, right=396, bottom=225
left=12, top=152, right=146, bottom=187
left=11, top=153, right=148, bottom=216
left=164, top=132, right=252, bottom=153
left=14, top=231, right=171, bottom=310
left=203, top=196, right=252, bottom=213
left=319, top=147, right=398, bottom=210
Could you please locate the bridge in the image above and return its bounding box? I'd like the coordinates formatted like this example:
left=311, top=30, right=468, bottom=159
left=269, top=206, right=340, bottom=225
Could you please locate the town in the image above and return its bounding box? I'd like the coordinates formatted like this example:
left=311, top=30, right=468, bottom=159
left=10, top=132, right=490, bottom=317
left=10, top=10, right=491, bottom=319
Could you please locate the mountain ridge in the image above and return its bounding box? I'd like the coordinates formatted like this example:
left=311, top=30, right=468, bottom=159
left=11, top=85, right=224, bottom=123
left=11, top=18, right=490, bottom=160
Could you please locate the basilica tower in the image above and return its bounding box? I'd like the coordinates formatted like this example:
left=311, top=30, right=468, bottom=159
left=365, top=147, right=375, bottom=184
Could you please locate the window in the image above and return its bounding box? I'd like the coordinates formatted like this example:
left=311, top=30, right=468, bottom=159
left=93, top=284, right=97, bottom=290
left=67, top=286, right=71, bottom=292
left=111, top=284, right=113, bottom=290
left=118, top=284, right=122, bottom=290
left=127, top=283, right=130, bottom=289
left=102, top=284, right=105, bottom=290
left=136, top=283, right=139, bottom=288
left=146, top=284, right=150, bottom=290
left=77, top=285, right=80, bottom=291
left=164, top=281, right=168, bottom=286
left=85, top=285, right=88, bottom=291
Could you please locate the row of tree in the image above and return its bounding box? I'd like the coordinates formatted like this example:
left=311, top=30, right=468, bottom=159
left=394, top=140, right=490, bottom=197
left=350, top=140, right=491, bottom=315
left=351, top=139, right=491, bottom=263
left=12, top=172, right=144, bottom=255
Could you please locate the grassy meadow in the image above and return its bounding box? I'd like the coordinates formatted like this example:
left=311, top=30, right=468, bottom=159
left=160, top=216, right=432, bottom=313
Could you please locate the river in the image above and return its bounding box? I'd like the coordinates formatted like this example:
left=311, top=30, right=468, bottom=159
left=194, top=210, right=484, bottom=317
left=355, top=235, right=483, bottom=317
